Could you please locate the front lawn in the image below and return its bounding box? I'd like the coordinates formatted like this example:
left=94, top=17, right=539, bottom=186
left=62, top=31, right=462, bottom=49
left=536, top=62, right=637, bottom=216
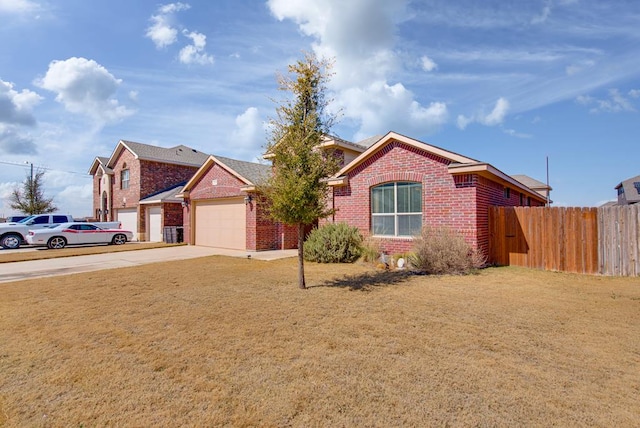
left=0, top=258, right=638, bottom=426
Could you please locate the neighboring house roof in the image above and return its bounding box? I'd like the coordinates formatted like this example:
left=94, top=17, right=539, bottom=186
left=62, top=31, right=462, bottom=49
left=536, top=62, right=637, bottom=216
left=353, top=135, right=383, bottom=149
left=106, top=140, right=210, bottom=169
left=600, top=201, right=618, bottom=208
left=139, top=182, right=187, bottom=205
left=511, top=174, right=552, bottom=192
left=615, top=174, right=640, bottom=204
left=182, top=155, right=272, bottom=193
left=329, top=131, right=547, bottom=203
left=264, top=134, right=370, bottom=159
left=88, top=156, right=114, bottom=175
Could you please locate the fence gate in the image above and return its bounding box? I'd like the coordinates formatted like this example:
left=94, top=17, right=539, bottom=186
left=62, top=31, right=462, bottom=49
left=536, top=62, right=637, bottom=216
left=489, top=207, right=599, bottom=275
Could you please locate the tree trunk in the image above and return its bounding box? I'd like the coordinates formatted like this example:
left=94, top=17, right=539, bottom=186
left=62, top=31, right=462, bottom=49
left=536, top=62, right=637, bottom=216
left=297, top=223, right=306, bottom=289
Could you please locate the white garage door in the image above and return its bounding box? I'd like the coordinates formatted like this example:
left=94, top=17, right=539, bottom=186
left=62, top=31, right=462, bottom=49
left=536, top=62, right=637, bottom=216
left=148, top=206, right=162, bottom=242
left=194, top=198, right=246, bottom=250
left=118, top=208, right=138, bottom=241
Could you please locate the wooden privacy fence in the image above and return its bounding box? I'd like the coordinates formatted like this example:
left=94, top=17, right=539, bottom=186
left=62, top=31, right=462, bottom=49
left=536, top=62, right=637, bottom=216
left=489, top=205, right=640, bottom=276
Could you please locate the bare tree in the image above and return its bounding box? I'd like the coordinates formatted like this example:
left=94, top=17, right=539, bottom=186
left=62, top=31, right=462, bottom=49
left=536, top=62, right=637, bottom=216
left=10, top=168, right=57, bottom=215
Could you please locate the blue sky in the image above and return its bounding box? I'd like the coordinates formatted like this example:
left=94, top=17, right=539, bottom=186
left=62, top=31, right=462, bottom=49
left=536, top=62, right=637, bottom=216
left=1, top=0, right=639, bottom=216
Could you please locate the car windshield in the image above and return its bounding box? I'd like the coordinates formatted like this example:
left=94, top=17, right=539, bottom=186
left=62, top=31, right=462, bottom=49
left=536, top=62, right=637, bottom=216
left=17, top=216, right=35, bottom=224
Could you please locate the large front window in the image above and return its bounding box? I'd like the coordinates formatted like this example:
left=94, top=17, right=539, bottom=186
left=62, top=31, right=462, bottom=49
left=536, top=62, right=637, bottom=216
left=371, top=182, right=422, bottom=236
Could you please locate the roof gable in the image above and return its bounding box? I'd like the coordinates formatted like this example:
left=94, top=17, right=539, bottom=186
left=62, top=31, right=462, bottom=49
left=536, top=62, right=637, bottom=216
left=333, top=131, right=478, bottom=177
left=88, top=156, right=112, bottom=175
left=182, top=155, right=271, bottom=192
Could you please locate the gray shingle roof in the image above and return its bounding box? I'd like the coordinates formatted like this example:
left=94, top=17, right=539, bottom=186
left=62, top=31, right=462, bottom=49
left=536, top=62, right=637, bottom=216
left=214, top=155, right=272, bottom=185
left=140, top=183, right=185, bottom=204
left=354, top=135, right=383, bottom=149
left=120, top=140, right=210, bottom=167
left=511, top=174, right=551, bottom=191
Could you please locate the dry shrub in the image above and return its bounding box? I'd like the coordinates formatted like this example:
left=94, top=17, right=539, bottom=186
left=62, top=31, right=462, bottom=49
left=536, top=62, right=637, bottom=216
left=410, top=227, right=485, bottom=275
left=359, top=236, right=381, bottom=264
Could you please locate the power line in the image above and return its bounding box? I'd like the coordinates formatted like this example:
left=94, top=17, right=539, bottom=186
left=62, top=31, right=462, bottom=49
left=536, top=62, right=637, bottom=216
left=0, top=160, right=91, bottom=178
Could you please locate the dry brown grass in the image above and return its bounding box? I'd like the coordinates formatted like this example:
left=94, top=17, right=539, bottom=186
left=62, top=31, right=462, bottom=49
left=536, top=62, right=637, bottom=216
left=0, top=242, right=180, bottom=264
left=0, top=258, right=639, bottom=427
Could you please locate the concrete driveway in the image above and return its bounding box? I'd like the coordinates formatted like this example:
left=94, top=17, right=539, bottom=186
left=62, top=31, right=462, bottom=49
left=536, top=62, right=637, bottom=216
left=0, top=246, right=297, bottom=284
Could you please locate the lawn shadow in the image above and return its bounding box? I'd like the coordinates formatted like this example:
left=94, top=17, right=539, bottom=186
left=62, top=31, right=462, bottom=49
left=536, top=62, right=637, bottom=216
left=312, top=269, right=413, bottom=291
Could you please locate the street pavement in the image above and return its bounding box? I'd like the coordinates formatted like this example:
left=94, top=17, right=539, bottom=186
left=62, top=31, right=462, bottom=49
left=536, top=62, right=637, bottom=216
left=0, top=245, right=297, bottom=283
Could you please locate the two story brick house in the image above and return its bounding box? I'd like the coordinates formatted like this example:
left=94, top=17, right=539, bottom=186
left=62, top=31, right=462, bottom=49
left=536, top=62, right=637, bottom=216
left=89, top=140, right=209, bottom=241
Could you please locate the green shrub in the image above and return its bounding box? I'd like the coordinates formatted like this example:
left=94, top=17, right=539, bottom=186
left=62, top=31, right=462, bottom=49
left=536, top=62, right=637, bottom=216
left=409, top=227, right=486, bottom=275
left=304, top=223, right=363, bottom=263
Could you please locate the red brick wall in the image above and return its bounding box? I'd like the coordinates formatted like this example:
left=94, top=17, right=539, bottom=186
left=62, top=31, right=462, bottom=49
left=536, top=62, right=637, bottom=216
left=163, top=203, right=183, bottom=227
left=139, top=160, right=199, bottom=199
left=111, top=149, right=141, bottom=216
left=188, top=163, right=245, bottom=200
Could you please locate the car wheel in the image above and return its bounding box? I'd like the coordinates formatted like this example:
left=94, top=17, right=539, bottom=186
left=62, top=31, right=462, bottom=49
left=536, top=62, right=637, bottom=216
left=47, top=236, right=67, bottom=249
left=1, top=233, right=22, bottom=249
left=112, top=234, right=127, bottom=245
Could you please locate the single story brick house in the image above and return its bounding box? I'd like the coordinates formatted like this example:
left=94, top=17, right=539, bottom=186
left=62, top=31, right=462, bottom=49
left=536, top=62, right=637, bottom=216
left=322, top=132, right=548, bottom=255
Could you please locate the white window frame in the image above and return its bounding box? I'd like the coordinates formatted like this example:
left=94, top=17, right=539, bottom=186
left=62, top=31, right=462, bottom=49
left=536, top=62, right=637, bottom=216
left=120, top=169, right=130, bottom=190
left=371, top=181, right=422, bottom=237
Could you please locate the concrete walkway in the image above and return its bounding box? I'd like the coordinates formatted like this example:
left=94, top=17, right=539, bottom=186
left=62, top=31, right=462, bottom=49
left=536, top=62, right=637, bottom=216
left=0, top=246, right=298, bottom=284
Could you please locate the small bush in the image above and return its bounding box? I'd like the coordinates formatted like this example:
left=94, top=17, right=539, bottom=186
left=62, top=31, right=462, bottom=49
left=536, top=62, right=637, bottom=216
left=304, top=223, right=362, bottom=263
left=409, top=227, right=485, bottom=275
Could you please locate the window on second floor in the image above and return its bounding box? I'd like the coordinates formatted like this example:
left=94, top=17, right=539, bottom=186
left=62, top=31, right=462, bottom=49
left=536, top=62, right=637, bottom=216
left=120, top=168, right=130, bottom=190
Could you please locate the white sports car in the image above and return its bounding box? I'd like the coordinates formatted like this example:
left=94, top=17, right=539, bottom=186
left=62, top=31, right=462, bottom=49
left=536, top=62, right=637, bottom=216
left=26, top=222, right=134, bottom=249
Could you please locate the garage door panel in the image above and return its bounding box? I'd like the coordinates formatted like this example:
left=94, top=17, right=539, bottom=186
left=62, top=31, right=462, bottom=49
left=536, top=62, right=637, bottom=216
left=194, top=199, right=246, bottom=250
left=148, top=206, right=162, bottom=242
left=118, top=208, right=138, bottom=241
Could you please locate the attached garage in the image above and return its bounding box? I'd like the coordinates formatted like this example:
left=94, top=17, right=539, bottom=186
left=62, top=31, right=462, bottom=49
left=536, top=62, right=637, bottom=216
left=118, top=208, right=138, bottom=241
left=147, top=206, right=162, bottom=242
left=194, top=198, right=246, bottom=250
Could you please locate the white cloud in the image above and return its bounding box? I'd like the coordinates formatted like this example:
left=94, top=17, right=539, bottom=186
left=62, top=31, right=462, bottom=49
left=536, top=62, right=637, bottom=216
left=146, top=2, right=191, bottom=49
left=179, top=31, right=214, bottom=65
left=457, top=97, right=510, bottom=129
left=576, top=89, right=636, bottom=113
left=268, top=0, right=447, bottom=140
left=484, top=97, right=510, bottom=125
left=0, top=78, right=42, bottom=126
left=35, top=57, right=135, bottom=123
left=0, top=79, right=41, bottom=155
left=503, top=128, right=532, bottom=139
left=54, top=182, right=93, bottom=217
left=531, top=2, right=551, bottom=24
left=0, top=124, right=37, bottom=154
left=230, top=107, right=267, bottom=157
left=338, top=81, right=448, bottom=140
left=420, top=55, right=437, bottom=72
left=0, top=0, right=40, bottom=14
left=565, top=59, right=595, bottom=76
